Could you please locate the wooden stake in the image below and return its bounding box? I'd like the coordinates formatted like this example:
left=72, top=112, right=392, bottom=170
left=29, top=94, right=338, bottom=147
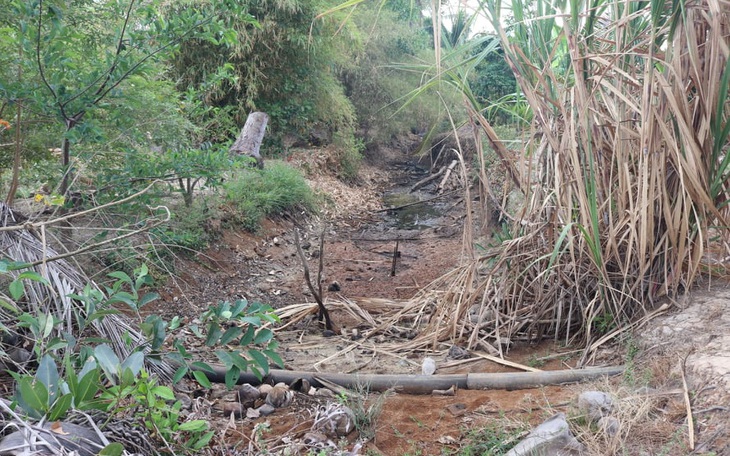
left=390, top=239, right=399, bottom=277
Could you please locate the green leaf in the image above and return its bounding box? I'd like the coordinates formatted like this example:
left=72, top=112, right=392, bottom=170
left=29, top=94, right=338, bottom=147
left=36, top=355, right=60, bottom=400
left=263, top=349, right=284, bottom=369
left=137, top=292, right=159, bottom=308
left=205, top=322, right=222, bottom=346
left=108, top=271, right=133, bottom=286
left=178, top=419, right=208, bottom=432
left=0, top=298, right=20, bottom=314
left=8, top=280, right=24, bottom=301
left=120, top=352, right=145, bottom=377
left=17, top=377, right=49, bottom=415
left=253, top=328, right=273, bottom=345
left=16, top=271, right=50, bottom=285
left=48, top=393, right=73, bottom=421
left=219, top=326, right=242, bottom=346
left=247, top=349, right=269, bottom=374
left=191, top=430, right=215, bottom=450
left=172, top=366, right=188, bottom=384
left=191, top=361, right=214, bottom=373
left=191, top=370, right=211, bottom=388
left=99, top=442, right=125, bottom=456
left=94, top=344, right=121, bottom=383
left=224, top=365, right=240, bottom=389
left=239, top=324, right=256, bottom=346
left=152, top=385, right=176, bottom=401
left=75, top=369, right=102, bottom=405
left=214, top=350, right=234, bottom=368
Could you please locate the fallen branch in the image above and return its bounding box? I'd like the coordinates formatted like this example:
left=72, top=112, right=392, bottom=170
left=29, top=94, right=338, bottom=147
left=293, top=226, right=334, bottom=332
left=410, top=166, right=446, bottom=193
left=436, top=159, right=458, bottom=194
left=680, top=353, right=695, bottom=451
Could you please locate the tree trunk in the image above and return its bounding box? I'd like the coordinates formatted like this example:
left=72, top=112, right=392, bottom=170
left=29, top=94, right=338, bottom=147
left=229, top=111, right=268, bottom=169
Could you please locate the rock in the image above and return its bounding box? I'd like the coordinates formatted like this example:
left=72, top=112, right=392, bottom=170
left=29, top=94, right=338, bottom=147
left=448, top=345, right=469, bottom=360
left=314, top=388, right=335, bottom=398
left=258, top=384, right=273, bottom=396
left=327, top=281, right=341, bottom=292
left=289, top=377, right=311, bottom=394
left=220, top=402, right=245, bottom=418
left=505, top=412, right=583, bottom=456
left=257, top=403, right=276, bottom=416
left=422, top=357, right=437, bottom=375
left=237, top=383, right=261, bottom=407
left=598, top=416, right=620, bottom=437
left=313, top=403, right=356, bottom=437
left=265, top=385, right=293, bottom=408
left=322, top=329, right=337, bottom=338
left=577, top=391, right=614, bottom=422
left=445, top=403, right=467, bottom=416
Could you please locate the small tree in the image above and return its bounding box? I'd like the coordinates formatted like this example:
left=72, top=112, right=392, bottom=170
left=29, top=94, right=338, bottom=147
left=3, top=0, right=256, bottom=199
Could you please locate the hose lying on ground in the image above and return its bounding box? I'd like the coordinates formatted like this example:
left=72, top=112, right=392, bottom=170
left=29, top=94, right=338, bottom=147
left=194, top=365, right=624, bottom=393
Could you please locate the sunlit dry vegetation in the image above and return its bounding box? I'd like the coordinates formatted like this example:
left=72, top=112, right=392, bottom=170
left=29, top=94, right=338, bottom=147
left=396, top=0, right=730, bottom=359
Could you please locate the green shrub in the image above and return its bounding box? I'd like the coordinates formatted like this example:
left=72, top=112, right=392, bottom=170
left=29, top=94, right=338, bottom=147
left=223, top=162, right=316, bottom=231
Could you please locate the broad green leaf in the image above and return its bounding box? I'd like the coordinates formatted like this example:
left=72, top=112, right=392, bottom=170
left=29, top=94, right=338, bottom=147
left=99, top=442, right=125, bottom=456
left=17, top=377, right=49, bottom=415
left=0, top=298, right=20, bottom=314
left=172, top=366, right=188, bottom=384
left=48, top=393, right=73, bottom=421
left=219, top=326, right=242, bottom=346
left=41, top=314, right=55, bottom=339
left=36, top=355, right=60, bottom=400
left=253, top=328, right=273, bottom=345
left=120, top=352, right=145, bottom=377
left=108, top=271, right=133, bottom=286
left=138, top=292, right=159, bottom=308
left=192, top=370, right=211, bottom=388
left=191, top=361, right=214, bottom=373
left=239, top=324, right=256, bottom=346
left=94, top=344, right=121, bottom=383
left=75, top=369, right=102, bottom=405
left=224, top=365, right=240, bottom=389
left=263, top=349, right=284, bottom=369
left=178, top=420, right=208, bottom=432
left=8, top=280, right=24, bottom=301
left=205, top=322, right=222, bottom=346
left=192, top=430, right=215, bottom=450
left=152, top=385, right=175, bottom=401
left=16, top=271, right=50, bottom=285
left=248, top=349, right=269, bottom=374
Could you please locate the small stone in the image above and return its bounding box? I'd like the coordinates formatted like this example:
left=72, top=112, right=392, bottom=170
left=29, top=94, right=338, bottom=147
left=322, top=329, right=336, bottom=337
left=258, top=384, right=273, bottom=396
left=598, top=416, right=620, bottom=437
left=422, top=357, right=436, bottom=375
left=220, top=402, right=244, bottom=418
left=257, top=403, right=276, bottom=416
left=577, top=391, right=614, bottom=422
left=314, top=388, right=335, bottom=398
left=289, top=378, right=311, bottom=394
left=246, top=407, right=260, bottom=419
left=448, top=345, right=469, bottom=360
left=446, top=403, right=467, bottom=416
left=237, top=383, right=261, bottom=407
left=265, top=385, right=293, bottom=408
left=327, top=281, right=341, bottom=292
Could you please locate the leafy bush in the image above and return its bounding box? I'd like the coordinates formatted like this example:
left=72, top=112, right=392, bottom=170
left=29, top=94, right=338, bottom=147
left=223, top=161, right=317, bottom=231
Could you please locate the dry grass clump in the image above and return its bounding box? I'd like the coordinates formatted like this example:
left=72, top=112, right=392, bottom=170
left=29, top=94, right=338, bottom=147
left=397, top=0, right=730, bottom=357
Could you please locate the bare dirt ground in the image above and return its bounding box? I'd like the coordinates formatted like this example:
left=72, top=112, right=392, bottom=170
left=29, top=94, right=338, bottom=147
left=151, top=142, right=730, bottom=455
